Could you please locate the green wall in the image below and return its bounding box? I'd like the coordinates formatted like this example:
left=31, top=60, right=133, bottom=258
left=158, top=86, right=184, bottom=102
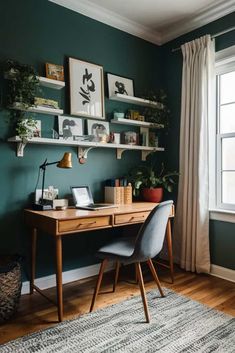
left=0, top=1, right=234, bottom=279
left=162, top=12, right=235, bottom=270
left=0, top=0, right=163, bottom=279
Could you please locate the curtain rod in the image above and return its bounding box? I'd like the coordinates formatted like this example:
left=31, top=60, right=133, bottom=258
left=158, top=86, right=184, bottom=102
left=171, top=25, right=235, bottom=53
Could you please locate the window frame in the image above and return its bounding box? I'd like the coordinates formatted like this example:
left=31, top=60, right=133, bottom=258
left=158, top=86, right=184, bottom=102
left=210, top=45, right=235, bottom=220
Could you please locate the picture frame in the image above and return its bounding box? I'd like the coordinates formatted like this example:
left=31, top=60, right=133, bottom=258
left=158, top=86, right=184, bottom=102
left=107, top=73, right=134, bottom=98
left=58, top=115, right=83, bottom=141
left=69, top=57, right=105, bottom=120
left=87, top=119, right=110, bottom=143
left=45, top=63, right=64, bottom=81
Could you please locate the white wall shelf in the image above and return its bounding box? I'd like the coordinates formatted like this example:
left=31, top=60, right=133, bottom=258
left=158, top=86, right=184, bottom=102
left=37, top=76, right=65, bottom=90
left=109, top=93, right=163, bottom=108
left=8, top=136, right=164, bottom=161
left=4, top=72, right=65, bottom=90
left=110, top=118, right=164, bottom=129
left=12, top=103, right=64, bottom=116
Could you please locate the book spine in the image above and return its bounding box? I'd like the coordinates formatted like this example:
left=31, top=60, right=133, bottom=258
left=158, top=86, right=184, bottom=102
left=124, top=184, right=132, bottom=204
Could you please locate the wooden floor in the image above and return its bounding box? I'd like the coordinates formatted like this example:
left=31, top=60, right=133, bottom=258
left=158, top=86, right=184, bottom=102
left=0, top=265, right=234, bottom=345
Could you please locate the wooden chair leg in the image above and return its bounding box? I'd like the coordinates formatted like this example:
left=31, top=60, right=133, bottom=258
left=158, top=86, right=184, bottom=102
left=135, top=262, right=150, bottom=323
left=147, top=259, right=164, bottom=297
left=90, top=259, right=108, bottom=312
left=113, top=261, right=120, bottom=292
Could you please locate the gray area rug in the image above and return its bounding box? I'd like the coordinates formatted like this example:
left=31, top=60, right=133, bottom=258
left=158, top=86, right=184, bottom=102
left=0, top=288, right=234, bottom=353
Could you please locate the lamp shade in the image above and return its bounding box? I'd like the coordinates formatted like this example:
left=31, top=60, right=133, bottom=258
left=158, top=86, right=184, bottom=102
left=57, top=152, right=72, bottom=168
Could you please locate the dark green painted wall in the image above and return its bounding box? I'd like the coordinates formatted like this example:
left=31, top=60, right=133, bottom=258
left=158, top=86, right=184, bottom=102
left=0, top=0, right=163, bottom=280
left=162, top=12, right=235, bottom=270
left=0, top=1, right=234, bottom=278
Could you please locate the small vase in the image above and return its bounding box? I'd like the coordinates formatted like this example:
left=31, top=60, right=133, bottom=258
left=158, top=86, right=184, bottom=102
left=141, top=187, right=163, bottom=203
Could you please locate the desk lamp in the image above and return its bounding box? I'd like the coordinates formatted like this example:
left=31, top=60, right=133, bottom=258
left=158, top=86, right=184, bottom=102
left=33, top=152, right=72, bottom=211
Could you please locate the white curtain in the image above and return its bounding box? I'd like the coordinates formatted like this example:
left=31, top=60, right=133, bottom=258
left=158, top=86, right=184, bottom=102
left=174, top=35, right=215, bottom=273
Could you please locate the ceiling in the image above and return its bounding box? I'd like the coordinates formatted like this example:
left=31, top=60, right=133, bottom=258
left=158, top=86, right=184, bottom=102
left=50, top=0, right=235, bottom=44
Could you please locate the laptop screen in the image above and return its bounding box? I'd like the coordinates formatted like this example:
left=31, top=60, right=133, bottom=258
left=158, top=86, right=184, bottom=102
left=71, top=186, right=94, bottom=206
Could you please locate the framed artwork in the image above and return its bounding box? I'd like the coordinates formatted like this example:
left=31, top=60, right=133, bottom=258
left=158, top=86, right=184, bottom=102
left=58, top=115, right=83, bottom=141
left=107, top=73, right=134, bottom=98
left=45, top=63, right=64, bottom=81
left=87, top=119, right=109, bottom=142
left=69, top=57, right=105, bottom=120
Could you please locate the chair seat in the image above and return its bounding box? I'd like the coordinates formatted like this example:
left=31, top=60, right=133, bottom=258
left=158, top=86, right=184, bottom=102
left=97, top=236, right=136, bottom=261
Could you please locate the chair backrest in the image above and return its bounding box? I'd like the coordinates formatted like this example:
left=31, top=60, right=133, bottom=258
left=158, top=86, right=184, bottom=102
left=131, top=200, right=173, bottom=262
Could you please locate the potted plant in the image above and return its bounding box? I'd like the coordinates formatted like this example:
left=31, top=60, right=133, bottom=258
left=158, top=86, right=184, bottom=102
left=128, top=161, right=178, bottom=202
left=3, top=59, right=39, bottom=140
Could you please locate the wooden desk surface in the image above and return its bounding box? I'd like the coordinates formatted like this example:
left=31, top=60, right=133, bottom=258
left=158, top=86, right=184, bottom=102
left=25, top=202, right=174, bottom=236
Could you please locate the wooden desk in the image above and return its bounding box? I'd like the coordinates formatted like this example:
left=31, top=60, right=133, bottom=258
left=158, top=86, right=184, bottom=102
left=25, top=202, right=174, bottom=322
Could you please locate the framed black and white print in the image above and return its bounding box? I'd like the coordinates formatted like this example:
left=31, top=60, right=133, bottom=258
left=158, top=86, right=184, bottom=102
left=58, top=115, right=83, bottom=141
left=69, top=57, right=105, bottom=119
left=107, top=73, right=134, bottom=98
left=87, top=119, right=110, bottom=142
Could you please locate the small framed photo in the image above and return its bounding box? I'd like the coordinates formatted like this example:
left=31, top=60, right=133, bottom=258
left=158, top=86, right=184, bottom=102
left=122, top=131, right=138, bottom=145
left=69, top=57, right=105, bottom=120
left=58, top=115, right=83, bottom=141
left=107, top=73, right=134, bottom=98
left=45, top=63, right=64, bottom=81
left=87, top=120, right=110, bottom=143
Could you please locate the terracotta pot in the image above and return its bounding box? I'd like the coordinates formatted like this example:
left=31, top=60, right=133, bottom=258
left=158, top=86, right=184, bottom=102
left=141, top=187, right=163, bottom=203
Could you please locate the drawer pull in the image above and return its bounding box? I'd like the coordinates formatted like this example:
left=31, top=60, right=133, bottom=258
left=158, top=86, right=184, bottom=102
left=78, top=221, right=97, bottom=227
left=130, top=216, right=146, bottom=221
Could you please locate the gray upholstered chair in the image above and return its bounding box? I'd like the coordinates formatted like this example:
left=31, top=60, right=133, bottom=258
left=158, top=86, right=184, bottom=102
left=90, top=200, right=173, bottom=323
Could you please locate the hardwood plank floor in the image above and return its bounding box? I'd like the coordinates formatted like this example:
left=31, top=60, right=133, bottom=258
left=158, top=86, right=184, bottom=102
left=0, top=265, right=234, bottom=345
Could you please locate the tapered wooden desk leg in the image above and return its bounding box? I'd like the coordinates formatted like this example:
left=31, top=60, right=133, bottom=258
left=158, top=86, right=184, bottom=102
left=30, top=228, right=37, bottom=295
left=55, top=236, right=63, bottom=322
left=166, top=219, right=174, bottom=283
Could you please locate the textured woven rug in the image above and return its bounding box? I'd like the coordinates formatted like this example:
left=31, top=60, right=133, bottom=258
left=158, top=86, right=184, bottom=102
left=0, top=288, right=234, bottom=353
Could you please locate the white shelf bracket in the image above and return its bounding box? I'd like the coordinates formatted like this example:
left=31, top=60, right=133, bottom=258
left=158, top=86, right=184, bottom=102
left=117, top=148, right=126, bottom=159
left=16, top=141, right=26, bottom=157
left=78, top=146, right=95, bottom=163
left=141, top=150, right=152, bottom=161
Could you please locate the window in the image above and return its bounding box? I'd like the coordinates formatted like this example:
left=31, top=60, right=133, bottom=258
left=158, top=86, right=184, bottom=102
left=214, top=47, right=235, bottom=212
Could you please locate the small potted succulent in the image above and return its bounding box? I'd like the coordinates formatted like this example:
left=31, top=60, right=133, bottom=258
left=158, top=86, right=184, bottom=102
left=128, top=161, right=178, bottom=202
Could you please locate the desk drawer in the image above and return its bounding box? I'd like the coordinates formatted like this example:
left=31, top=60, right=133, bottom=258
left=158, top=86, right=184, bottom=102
left=114, top=211, right=150, bottom=225
left=58, top=216, right=111, bottom=233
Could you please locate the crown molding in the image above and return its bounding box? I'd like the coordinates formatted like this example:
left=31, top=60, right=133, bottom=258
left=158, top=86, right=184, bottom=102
left=160, top=0, right=235, bottom=44
left=49, top=0, right=162, bottom=45
left=49, top=0, right=235, bottom=46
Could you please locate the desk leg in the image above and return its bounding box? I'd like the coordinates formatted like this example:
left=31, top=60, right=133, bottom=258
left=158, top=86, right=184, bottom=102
left=30, top=228, right=37, bottom=295
left=166, top=219, right=174, bottom=283
left=55, top=236, right=63, bottom=322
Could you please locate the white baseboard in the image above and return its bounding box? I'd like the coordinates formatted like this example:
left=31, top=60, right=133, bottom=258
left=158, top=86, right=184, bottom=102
left=22, top=262, right=114, bottom=295
left=210, top=264, right=235, bottom=283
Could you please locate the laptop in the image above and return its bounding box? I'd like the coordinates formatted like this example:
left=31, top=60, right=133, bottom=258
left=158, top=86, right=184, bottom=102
left=71, top=186, right=117, bottom=210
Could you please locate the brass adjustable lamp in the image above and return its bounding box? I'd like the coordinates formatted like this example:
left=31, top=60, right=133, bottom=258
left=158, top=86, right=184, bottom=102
left=33, top=152, right=72, bottom=211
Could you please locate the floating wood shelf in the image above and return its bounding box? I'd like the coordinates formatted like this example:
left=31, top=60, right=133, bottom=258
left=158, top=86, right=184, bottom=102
left=8, top=136, right=164, bottom=161
left=109, top=93, right=163, bottom=108
left=37, top=76, right=65, bottom=90
left=11, top=103, right=63, bottom=116
left=110, top=118, right=164, bottom=129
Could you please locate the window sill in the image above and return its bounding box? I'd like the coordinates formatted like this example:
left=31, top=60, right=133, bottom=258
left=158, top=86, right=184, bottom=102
left=210, top=209, right=235, bottom=223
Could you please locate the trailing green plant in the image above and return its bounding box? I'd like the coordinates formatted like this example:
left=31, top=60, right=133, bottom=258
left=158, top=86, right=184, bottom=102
left=141, top=89, right=170, bottom=128
left=128, top=160, right=178, bottom=197
left=3, top=59, right=40, bottom=139
left=4, top=59, right=39, bottom=108
left=15, top=118, right=38, bottom=142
